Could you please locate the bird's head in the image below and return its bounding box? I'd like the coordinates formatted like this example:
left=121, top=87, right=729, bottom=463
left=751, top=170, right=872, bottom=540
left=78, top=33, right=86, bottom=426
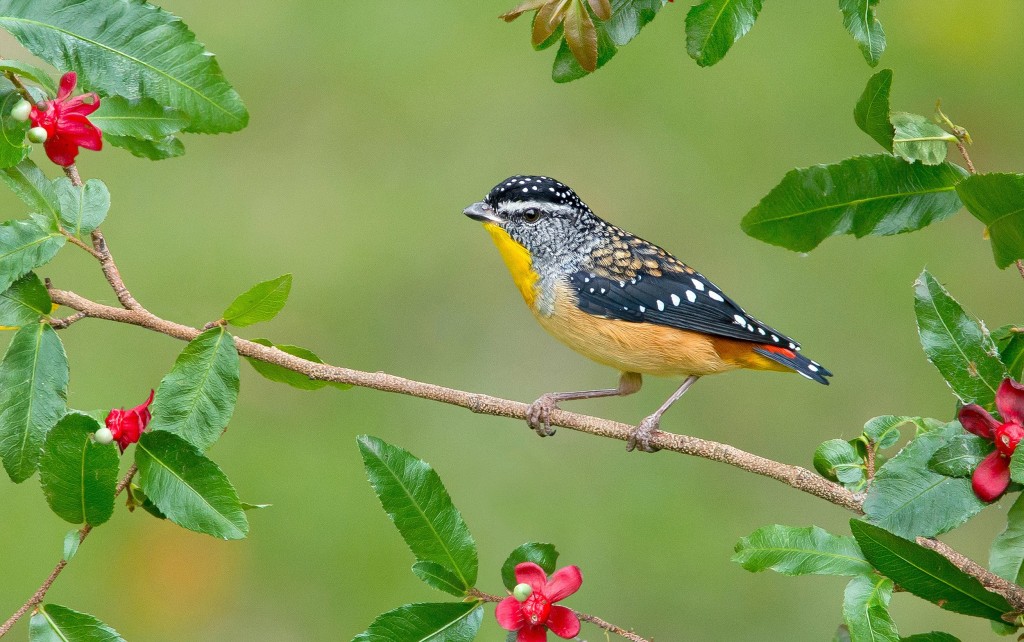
left=464, top=175, right=599, bottom=268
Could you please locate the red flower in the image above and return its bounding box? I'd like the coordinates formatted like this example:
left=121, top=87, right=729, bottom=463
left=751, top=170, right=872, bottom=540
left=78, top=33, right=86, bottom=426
left=105, top=390, right=155, bottom=452
left=959, top=378, right=1024, bottom=502
left=496, top=563, right=582, bottom=642
left=29, top=71, right=102, bottom=167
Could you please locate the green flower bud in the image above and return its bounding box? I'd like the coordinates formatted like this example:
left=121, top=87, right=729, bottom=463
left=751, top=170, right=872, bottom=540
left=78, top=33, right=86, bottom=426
left=94, top=427, right=114, bottom=445
left=513, top=582, right=532, bottom=602
left=27, top=126, right=48, bottom=144
left=10, top=99, right=31, bottom=122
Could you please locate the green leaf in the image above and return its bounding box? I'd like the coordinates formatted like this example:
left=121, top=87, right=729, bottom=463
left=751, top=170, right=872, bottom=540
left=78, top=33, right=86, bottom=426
left=863, top=415, right=926, bottom=450
left=501, top=542, right=560, bottom=590
left=223, top=274, right=292, bottom=327
left=741, top=155, right=968, bottom=252
left=900, top=634, right=961, bottom=642
left=990, top=494, right=1024, bottom=587
left=352, top=602, right=483, bottom=642
left=850, top=519, right=1013, bottom=621
left=0, top=271, right=51, bottom=327
left=29, top=604, right=124, bottom=642
left=0, top=89, right=29, bottom=168
left=0, top=59, right=56, bottom=95
left=0, top=323, right=67, bottom=482
left=412, top=561, right=469, bottom=597
left=90, top=95, right=189, bottom=139
left=854, top=69, right=894, bottom=152
left=53, top=177, right=109, bottom=236
left=149, top=326, right=240, bottom=451
left=891, top=112, right=955, bottom=165
left=135, top=430, right=248, bottom=540
left=0, top=159, right=60, bottom=223
left=864, top=420, right=985, bottom=538
left=0, top=214, right=65, bottom=294
left=1010, top=450, right=1024, bottom=485
left=104, top=133, right=185, bottom=160
left=956, top=173, right=1024, bottom=269
left=842, top=575, right=899, bottom=642
left=246, top=338, right=349, bottom=391
left=62, top=528, right=80, bottom=562
left=839, top=0, right=885, bottom=66
left=240, top=501, right=271, bottom=511
left=814, top=439, right=864, bottom=486
left=551, top=0, right=665, bottom=83
left=39, top=413, right=118, bottom=525
left=928, top=434, right=992, bottom=478
left=0, top=0, right=248, bottom=134
left=733, top=524, right=872, bottom=576
left=914, top=270, right=1007, bottom=410
left=685, top=0, right=762, bottom=67
left=993, top=326, right=1024, bottom=381
left=357, top=435, right=478, bottom=591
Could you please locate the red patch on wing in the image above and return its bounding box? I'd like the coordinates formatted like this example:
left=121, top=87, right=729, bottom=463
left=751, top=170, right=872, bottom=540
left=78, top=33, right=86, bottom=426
left=760, top=344, right=796, bottom=359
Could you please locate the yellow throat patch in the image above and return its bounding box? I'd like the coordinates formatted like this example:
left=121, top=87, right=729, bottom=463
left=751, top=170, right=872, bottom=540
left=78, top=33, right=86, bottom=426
left=484, top=222, right=539, bottom=308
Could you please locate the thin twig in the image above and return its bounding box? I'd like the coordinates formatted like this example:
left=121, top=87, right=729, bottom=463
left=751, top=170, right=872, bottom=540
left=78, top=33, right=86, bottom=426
left=3, top=71, right=38, bottom=106
left=49, top=311, right=86, bottom=330
left=87, top=230, right=142, bottom=311
left=467, top=588, right=649, bottom=642
left=62, top=164, right=83, bottom=188
left=916, top=537, right=1024, bottom=614
left=0, top=466, right=136, bottom=637
left=59, top=228, right=103, bottom=259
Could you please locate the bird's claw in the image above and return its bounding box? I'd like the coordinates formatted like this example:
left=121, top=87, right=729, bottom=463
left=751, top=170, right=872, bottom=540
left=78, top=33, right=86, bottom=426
left=626, top=415, right=661, bottom=453
left=526, top=394, right=559, bottom=437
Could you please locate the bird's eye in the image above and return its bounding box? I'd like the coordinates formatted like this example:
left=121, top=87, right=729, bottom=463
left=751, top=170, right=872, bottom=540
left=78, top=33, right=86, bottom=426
left=523, top=209, right=541, bottom=223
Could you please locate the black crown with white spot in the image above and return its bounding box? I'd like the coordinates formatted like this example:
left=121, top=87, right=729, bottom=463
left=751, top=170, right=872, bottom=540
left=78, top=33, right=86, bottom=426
left=484, top=175, right=590, bottom=212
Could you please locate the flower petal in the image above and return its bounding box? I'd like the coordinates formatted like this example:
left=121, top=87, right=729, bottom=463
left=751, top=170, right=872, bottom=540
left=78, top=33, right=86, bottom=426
left=545, top=606, right=580, bottom=639
left=57, top=72, right=76, bottom=101
left=517, top=624, right=548, bottom=642
left=997, top=379, right=1024, bottom=426
left=515, top=562, right=548, bottom=592
left=972, top=451, right=1011, bottom=502
left=544, top=565, right=582, bottom=602
left=959, top=404, right=999, bottom=439
left=43, top=136, right=80, bottom=167
left=57, top=114, right=103, bottom=149
left=496, top=596, right=525, bottom=630
left=63, top=93, right=100, bottom=117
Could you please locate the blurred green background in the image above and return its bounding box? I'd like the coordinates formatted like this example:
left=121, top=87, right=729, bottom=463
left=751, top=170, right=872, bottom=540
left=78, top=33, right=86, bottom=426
left=2, top=1, right=1023, bottom=640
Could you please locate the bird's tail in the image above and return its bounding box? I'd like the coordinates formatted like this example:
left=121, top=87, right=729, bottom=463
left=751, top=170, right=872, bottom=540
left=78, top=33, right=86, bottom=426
left=754, top=344, right=832, bottom=385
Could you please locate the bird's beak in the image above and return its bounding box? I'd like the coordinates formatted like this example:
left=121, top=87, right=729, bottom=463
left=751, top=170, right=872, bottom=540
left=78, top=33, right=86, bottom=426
left=463, top=201, right=500, bottom=224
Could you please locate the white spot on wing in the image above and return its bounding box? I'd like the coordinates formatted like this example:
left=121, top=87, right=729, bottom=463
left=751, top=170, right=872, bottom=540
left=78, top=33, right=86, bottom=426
left=691, top=278, right=705, bottom=291
left=685, top=290, right=697, bottom=303
left=733, top=314, right=746, bottom=326
left=670, top=294, right=681, bottom=306
left=656, top=300, right=665, bottom=311
left=708, top=291, right=724, bottom=302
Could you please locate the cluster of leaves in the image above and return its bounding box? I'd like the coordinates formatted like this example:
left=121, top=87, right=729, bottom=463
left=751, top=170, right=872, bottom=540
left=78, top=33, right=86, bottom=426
left=353, top=435, right=572, bottom=641
left=503, top=0, right=887, bottom=82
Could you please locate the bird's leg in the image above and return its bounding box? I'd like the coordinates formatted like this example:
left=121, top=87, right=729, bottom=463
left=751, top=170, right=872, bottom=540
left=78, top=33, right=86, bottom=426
left=627, top=375, right=700, bottom=453
left=527, top=372, right=642, bottom=437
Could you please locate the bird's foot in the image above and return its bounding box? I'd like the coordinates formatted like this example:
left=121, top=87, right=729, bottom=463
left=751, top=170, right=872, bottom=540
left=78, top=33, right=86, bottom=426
left=626, top=414, right=662, bottom=453
left=526, top=394, right=560, bottom=437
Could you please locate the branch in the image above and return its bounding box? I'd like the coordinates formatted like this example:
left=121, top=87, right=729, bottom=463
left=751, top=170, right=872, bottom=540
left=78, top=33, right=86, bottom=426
left=467, top=588, right=649, bottom=642
left=916, top=537, right=1024, bottom=614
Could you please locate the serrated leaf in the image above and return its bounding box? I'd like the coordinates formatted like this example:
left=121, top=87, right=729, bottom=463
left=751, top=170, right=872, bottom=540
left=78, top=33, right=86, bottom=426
left=0, top=59, right=57, bottom=95
left=357, top=435, right=478, bottom=591
left=0, top=159, right=60, bottom=223
left=104, top=133, right=185, bottom=160
left=246, top=338, right=350, bottom=391
left=90, top=95, right=189, bottom=139
left=864, top=420, right=985, bottom=538
left=992, top=326, right=1024, bottom=381
left=928, top=434, right=992, bottom=478
left=850, top=519, right=1012, bottom=621
left=863, top=416, right=927, bottom=450
left=741, top=155, right=968, bottom=252
left=39, top=413, right=118, bottom=525
left=0, top=0, right=248, bottom=133
left=891, top=112, right=955, bottom=165
left=502, top=542, right=560, bottom=590
left=914, top=270, right=1007, bottom=410
left=814, top=439, right=864, bottom=486
left=53, top=178, right=109, bottom=236
left=733, top=525, right=872, bottom=576
left=563, top=0, right=598, bottom=73
left=223, top=274, right=292, bottom=327
left=839, top=0, right=885, bottom=67
left=412, top=561, right=469, bottom=597
left=854, top=69, right=894, bottom=152
left=135, top=430, right=248, bottom=539
left=149, top=326, right=240, bottom=451
left=0, top=89, right=29, bottom=168
left=685, top=0, right=762, bottom=67
left=956, top=173, right=1024, bottom=269
left=551, top=0, right=665, bottom=83
left=990, top=494, right=1024, bottom=587
left=352, top=602, right=483, bottom=642
left=62, top=528, right=80, bottom=562
left=29, top=604, right=124, bottom=642
left=843, top=575, right=899, bottom=642
left=0, top=323, right=67, bottom=482
left=0, top=271, right=51, bottom=326
left=0, top=214, right=65, bottom=294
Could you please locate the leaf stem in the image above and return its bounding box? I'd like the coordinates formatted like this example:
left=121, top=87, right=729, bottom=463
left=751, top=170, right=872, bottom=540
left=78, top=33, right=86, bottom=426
left=3, top=71, right=38, bottom=107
